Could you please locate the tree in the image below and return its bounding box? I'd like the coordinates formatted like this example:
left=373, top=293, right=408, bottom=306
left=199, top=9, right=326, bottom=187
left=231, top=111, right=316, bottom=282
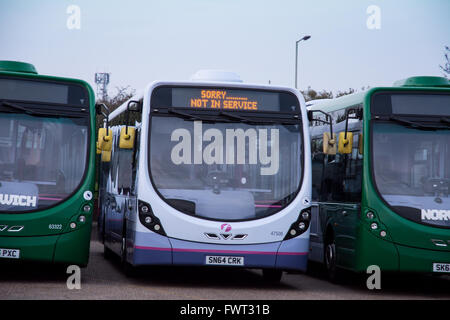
left=300, top=86, right=362, bottom=102
left=335, top=88, right=355, bottom=98
left=440, top=46, right=450, bottom=79
left=96, top=86, right=136, bottom=131
left=301, top=86, right=333, bottom=102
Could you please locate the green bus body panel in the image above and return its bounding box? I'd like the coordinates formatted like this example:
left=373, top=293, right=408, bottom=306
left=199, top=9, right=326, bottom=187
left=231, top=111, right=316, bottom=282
left=0, top=61, right=38, bottom=74
left=53, top=218, right=92, bottom=267
left=0, top=223, right=91, bottom=266
left=358, top=86, right=450, bottom=272
left=0, top=66, right=96, bottom=266
left=394, top=76, right=450, bottom=88
left=312, top=80, right=450, bottom=273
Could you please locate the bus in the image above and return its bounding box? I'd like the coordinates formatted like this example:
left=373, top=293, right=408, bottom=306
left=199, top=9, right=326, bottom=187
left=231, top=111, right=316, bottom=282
left=307, top=76, right=450, bottom=280
left=0, top=61, right=96, bottom=267
left=97, top=70, right=312, bottom=281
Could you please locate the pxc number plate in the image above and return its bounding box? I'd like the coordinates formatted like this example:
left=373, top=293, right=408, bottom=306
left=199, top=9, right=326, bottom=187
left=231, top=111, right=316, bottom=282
left=433, top=263, right=450, bottom=273
left=206, top=256, right=244, bottom=266
left=0, top=248, right=20, bottom=259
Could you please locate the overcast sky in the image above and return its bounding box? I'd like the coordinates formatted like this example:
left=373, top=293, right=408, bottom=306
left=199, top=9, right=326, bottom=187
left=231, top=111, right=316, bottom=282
left=1, top=0, right=449, bottom=98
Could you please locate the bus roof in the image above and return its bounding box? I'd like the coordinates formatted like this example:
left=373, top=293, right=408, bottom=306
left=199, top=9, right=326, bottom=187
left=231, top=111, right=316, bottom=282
left=108, top=79, right=305, bottom=121
left=306, top=76, right=450, bottom=113
left=394, top=76, right=450, bottom=88
left=306, top=91, right=366, bottom=113
left=0, top=61, right=38, bottom=74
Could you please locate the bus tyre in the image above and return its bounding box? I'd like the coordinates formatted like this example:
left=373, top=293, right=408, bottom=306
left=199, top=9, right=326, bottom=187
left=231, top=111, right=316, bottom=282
left=103, top=244, right=114, bottom=260
left=324, top=240, right=341, bottom=282
left=262, top=269, right=283, bottom=283
left=121, top=237, right=135, bottom=277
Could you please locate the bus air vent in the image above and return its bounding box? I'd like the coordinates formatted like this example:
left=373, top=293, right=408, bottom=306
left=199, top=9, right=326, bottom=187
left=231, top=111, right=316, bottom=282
left=205, top=233, right=220, bottom=240
left=232, top=234, right=248, bottom=240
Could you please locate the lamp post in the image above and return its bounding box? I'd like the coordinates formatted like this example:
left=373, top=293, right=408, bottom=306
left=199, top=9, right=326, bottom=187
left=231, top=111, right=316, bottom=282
left=295, top=35, right=311, bottom=89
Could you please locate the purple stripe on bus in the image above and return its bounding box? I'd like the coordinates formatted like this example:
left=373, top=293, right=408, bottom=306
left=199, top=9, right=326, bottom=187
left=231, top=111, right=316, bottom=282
left=135, top=245, right=307, bottom=256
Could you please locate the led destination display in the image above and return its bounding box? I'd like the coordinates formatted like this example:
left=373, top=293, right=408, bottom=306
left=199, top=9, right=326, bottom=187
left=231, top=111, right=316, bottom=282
left=151, top=86, right=300, bottom=113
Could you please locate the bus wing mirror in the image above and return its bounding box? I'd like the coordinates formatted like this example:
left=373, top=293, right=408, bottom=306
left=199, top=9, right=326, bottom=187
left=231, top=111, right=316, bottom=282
left=323, top=132, right=337, bottom=155
left=119, top=126, right=135, bottom=149
left=127, top=101, right=141, bottom=112
left=101, top=150, right=111, bottom=162
left=96, top=103, right=110, bottom=119
left=120, top=100, right=141, bottom=148
left=98, top=127, right=113, bottom=151
left=338, top=131, right=353, bottom=154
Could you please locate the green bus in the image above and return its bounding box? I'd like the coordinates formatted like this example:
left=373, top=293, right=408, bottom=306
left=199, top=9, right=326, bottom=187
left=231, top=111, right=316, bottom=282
left=0, top=61, right=96, bottom=267
left=307, top=76, right=450, bottom=279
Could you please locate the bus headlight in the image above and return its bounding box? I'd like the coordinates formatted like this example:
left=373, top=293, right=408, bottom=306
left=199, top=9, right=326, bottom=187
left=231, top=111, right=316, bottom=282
left=366, top=211, right=375, bottom=219
left=301, top=211, right=310, bottom=221
left=284, top=208, right=311, bottom=240
left=370, top=223, right=378, bottom=230
left=138, top=200, right=166, bottom=236
left=83, top=205, right=91, bottom=213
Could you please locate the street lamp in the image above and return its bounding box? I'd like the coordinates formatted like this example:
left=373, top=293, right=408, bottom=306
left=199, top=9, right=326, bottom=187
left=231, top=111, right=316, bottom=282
left=295, top=35, right=311, bottom=89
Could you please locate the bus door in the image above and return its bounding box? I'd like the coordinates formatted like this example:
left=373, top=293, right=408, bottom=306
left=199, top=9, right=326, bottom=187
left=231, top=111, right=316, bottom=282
left=320, top=138, right=362, bottom=269
left=309, top=202, right=324, bottom=262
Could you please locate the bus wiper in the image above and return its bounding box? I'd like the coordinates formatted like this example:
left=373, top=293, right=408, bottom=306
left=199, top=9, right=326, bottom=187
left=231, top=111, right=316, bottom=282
left=219, top=111, right=276, bottom=124
left=1, top=101, right=60, bottom=118
left=441, top=117, right=450, bottom=125
left=219, top=111, right=251, bottom=122
left=1, top=101, right=32, bottom=113
left=389, top=116, right=440, bottom=130
left=168, top=108, right=205, bottom=121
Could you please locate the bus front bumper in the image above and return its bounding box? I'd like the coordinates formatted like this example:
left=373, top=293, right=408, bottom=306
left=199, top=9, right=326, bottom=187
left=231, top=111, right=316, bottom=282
left=396, top=243, right=450, bottom=274
left=132, top=231, right=309, bottom=271
left=357, top=228, right=450, bottom=274
left=0, top=226, right=91, bottom=267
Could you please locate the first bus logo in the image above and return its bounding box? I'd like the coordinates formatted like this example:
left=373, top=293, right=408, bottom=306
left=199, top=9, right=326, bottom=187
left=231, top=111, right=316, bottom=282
left=221, top=224, right=232, bottom=233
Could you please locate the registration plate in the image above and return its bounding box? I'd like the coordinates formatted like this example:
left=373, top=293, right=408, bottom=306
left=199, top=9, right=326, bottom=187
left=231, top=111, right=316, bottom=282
left=0, top=248, right=20, bottom=259
left=206, top=255, right=244, bottom=266
left=433, top=263, right=450, bottom=273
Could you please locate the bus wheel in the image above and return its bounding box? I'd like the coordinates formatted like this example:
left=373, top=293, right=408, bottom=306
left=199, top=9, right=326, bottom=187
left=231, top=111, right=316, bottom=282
left=262, top=269, right=283, bottom=283
left=324, top=239, right=341, bottom=282
left=121, top=236, right=135, bottom=277
left=103, top=244, right=114, bottom=260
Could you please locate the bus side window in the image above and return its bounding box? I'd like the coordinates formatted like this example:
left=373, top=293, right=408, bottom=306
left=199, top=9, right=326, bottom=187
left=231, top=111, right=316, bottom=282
left=311, top=138, right=324, bottom=201
left=131, top=128, right=140, bottom=196
left=117, top=127, right=134, bottom=196
left=342, top=132, right=363, bottom=202
left=110, top=130, right=120, bottom=195
left=320, top=131, right=363, bottom=203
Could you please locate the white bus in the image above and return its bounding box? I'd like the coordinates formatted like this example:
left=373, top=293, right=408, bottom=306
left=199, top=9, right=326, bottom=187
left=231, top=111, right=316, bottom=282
left=97, top=70, right=312, bottom=281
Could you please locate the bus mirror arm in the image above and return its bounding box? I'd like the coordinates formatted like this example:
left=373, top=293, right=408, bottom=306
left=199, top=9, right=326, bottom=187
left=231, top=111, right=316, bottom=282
left=96, top=103, right=111, bottom=136
left=124, top=100, right=141, bottom=136
left=343, top=108, right=363, bottom=144
left=308, top=110, right=335, bottom=145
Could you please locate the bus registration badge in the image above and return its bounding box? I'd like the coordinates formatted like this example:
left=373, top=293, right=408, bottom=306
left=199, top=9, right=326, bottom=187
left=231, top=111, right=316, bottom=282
left=0, top=248, right=20, bottom=259
left=206, top=256, right=244, bottom=266
left=433, top=263, right=450, bottom=273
